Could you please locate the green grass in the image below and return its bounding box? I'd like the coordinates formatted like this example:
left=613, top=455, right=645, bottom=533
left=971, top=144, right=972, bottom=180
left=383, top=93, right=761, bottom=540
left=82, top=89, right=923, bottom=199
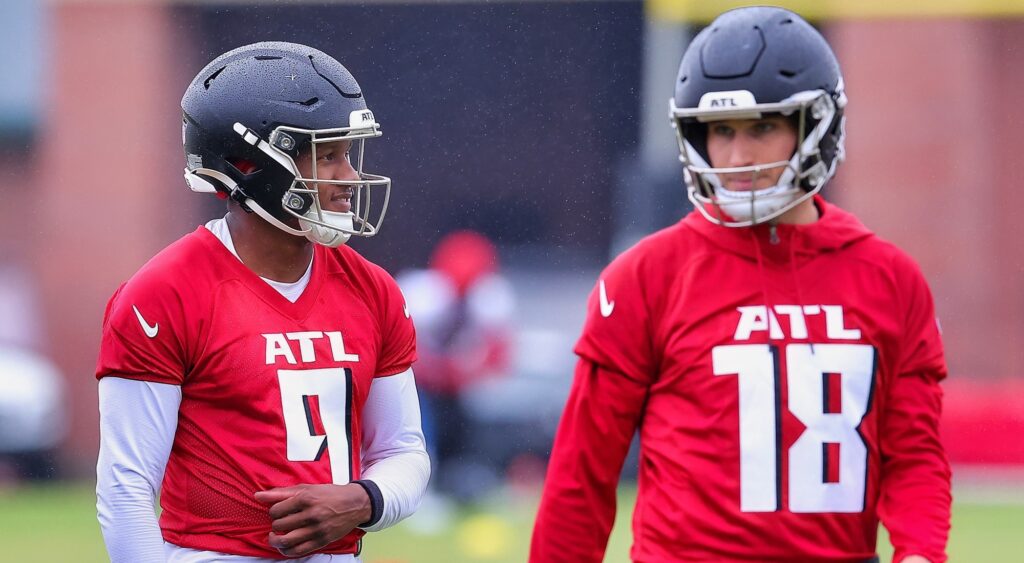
left=1, top=483, right=1021, bottom=562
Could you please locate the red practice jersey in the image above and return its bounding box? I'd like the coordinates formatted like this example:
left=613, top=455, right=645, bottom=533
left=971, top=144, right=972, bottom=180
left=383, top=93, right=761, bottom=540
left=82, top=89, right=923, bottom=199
left=96, top=227, right=416, bottom=557
left=532, top=197, right=950, bottom=563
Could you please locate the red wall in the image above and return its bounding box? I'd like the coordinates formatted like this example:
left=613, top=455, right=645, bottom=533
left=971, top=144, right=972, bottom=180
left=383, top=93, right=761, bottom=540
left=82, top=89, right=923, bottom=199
left=832, top=18, right=1024, bottom=381
left=32, top=3, right=196, bottom=473
left=943, top=379, right=1024, bottom=465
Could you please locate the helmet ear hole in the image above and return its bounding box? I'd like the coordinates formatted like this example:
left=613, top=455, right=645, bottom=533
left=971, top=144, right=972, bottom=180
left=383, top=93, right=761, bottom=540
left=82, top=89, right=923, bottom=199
left=227, top=158, right=260, bottom=175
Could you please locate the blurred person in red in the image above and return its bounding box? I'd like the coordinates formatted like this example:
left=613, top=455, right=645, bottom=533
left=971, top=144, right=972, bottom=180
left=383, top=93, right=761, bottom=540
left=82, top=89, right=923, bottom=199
left=95, top=42, right=428, bottom=563
left=398, top=230, right=515, bottom=503
left=531, top=7, right=950, bottom=563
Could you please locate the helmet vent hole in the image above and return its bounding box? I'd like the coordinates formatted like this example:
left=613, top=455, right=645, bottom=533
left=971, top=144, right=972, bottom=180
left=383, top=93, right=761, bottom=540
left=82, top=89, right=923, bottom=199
left=293, top=97, right=320, bottom=107
left=254, top=55, right=282, bottom=61
left=227, top=158, right=260, bottom=175
left=308, top=55, right=363, bottom=99
left=779, top=69, right=797, bottom=78
left=680, top=75, right=688, bottom=84
left=203, top=66, right=226, bottom=90
left=781, top=18, right=793, bottom=24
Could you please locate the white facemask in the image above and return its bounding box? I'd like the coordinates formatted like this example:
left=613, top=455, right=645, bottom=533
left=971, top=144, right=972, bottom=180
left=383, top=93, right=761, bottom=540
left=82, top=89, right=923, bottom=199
left=670, top=86, right=846, bottom=227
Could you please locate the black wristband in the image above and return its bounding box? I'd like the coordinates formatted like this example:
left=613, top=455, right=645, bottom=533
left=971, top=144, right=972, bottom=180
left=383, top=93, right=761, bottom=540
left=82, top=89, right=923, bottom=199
left=352, top=479, right=384, bottom=528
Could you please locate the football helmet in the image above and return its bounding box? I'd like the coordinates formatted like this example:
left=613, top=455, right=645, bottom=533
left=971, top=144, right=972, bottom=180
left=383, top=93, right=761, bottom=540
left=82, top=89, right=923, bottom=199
left=669, top=7, right=847, bottom=226
left=181, top=41, right=390, bottom=246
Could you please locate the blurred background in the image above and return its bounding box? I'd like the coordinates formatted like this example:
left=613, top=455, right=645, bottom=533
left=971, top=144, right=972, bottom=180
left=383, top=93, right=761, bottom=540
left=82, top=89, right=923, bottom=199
left=1, top=0, right=1023, bottom=561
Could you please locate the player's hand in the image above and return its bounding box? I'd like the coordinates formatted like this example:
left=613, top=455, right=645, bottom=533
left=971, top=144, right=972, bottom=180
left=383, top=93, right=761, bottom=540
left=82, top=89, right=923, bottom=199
left=254, top=483, right=372, bottom=557
left=899, top=556, right=931, bottom=563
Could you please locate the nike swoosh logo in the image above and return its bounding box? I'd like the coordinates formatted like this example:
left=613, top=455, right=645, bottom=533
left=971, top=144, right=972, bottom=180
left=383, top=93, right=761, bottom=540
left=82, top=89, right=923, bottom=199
left=599, top=279, right=615, bottom=318
left=132, top=305, right=159, bottom=338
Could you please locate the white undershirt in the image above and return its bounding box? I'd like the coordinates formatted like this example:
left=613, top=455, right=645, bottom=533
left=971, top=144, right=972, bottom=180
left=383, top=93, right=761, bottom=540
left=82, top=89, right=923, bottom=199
left=205, top=218, right=312, bottom=303
left=96, top=219, right=429, bottom=563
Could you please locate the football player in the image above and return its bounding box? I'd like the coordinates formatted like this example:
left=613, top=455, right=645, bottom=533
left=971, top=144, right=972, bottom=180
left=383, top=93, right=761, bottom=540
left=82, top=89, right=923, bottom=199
left=96, top=42, right=429, bottom=562
left=531, top=7, right=950, bottom=563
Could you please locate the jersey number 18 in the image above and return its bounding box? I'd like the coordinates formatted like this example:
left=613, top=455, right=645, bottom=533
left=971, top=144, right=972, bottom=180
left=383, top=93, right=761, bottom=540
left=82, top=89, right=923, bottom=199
left=713, top=343, right=876, bottom=513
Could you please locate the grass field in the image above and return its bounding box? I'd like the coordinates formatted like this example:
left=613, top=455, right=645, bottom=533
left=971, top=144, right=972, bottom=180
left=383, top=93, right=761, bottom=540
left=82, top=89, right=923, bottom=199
left=1, top=482, right=1022, bottom=562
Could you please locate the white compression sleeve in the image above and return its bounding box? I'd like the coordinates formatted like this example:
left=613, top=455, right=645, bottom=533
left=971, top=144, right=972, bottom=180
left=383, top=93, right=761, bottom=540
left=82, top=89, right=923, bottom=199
left=358, top=368, right=431, bottom=532
left=97, top=377, right=182, bottom=563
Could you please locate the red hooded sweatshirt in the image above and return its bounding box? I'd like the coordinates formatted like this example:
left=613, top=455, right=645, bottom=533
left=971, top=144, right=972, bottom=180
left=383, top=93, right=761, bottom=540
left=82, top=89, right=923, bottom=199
left=532, top=196, right=951, bottom=563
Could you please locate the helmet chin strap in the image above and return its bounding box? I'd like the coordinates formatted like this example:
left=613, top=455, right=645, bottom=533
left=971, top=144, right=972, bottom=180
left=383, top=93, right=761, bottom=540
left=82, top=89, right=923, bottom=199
left=245, top=198, right=311, bottom=237
left=184, top=166, right=313, bottom=237
left=233, top=120, right=355, bottom=247
left=713, top=183, right=804, bottom=223
left=300, top=210, right=354, bottom=247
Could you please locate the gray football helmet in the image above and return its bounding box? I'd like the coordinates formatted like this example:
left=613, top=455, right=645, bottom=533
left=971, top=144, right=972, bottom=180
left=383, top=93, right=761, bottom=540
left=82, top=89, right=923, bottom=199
left=670, top=7, right=847, bottom=226
left=181, top=41, right=390, bottom=246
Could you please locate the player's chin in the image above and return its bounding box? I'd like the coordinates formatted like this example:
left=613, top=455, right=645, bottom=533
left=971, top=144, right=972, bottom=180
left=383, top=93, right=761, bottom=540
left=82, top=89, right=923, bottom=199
left=322, top=199, right=352, bottom=213
left=756, top=177, right=784, bottom=189
left=724, top=181, right=754, bottom=192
